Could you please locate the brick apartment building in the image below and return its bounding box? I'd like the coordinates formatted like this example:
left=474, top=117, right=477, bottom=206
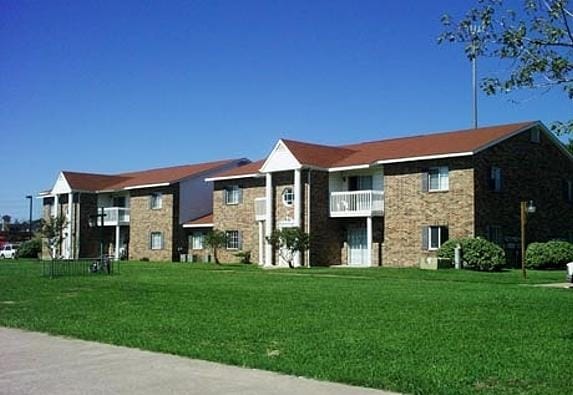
left=204, top=121, right=573, bottom=267
left=40, top=159, right=248, bottom=261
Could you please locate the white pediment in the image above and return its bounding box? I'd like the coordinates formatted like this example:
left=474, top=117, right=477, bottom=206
left=50, top=172, right=72, bottom=195
left=260, top=140, right=301, bottom=173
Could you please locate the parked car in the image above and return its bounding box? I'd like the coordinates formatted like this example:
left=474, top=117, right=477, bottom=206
left=0, top=244, right=17, bottom=259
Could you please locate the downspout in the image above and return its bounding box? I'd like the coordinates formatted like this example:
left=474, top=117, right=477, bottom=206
left=306, top=169, right=311, bottom=268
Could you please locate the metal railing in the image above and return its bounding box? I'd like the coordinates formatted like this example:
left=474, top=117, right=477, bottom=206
left=42, top=255, right=119, bottom=278
left=330, top=190, right=384, bottom=217
left=103, top=207, right=130, bottom=225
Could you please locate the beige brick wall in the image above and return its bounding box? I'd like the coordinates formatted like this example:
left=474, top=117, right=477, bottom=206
left=129, top=185, right=179, bottom=262
left=213, top=178, right=266, bottom=263
left=383, top=158, right=475, bottom=267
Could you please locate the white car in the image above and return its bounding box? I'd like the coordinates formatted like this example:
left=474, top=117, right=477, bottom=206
left=0, top=244, right=17, bottom=259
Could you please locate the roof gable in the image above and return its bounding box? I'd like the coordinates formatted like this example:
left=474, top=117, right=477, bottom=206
left=260, top=140, right=302, bottom=173
left=51, top=172, right=72, bottom=195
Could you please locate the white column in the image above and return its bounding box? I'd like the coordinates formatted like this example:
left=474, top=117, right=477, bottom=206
left=366, top=216, right=372, bottom=266
left=258, top=221, right=264, bottom=266
left=293, top=168, right=302, bottom=267
left=114, top=225, right=121, bottom=261
left=264, top=173, right=273, bottom=266
left=52, top=194, right=59, bottom=258
left=66, top=192, right=73, bottom=259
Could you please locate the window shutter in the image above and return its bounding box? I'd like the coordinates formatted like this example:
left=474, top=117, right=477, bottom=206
left=239, top=231, right=243, bottom=250
left=441, top=227, right=449, bottom=245
left=421, top=170, right=429, bottom=192
left=498, top=170, right=503, bottom=192
left=421, top=226, right=428, bottom=250
left=160, top=233, right=164, bottom=250
left=238, top=187, right=243, bottom=204
left=564, top=180, right=571, bottom=202
left=149, top=233, right=152, bottom=249
left=488, top=167, right=494, bottom=190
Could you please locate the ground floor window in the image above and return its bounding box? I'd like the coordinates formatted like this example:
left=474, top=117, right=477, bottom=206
left=425, top=226, right=448, bottom=250
left=226, top=230, right=240, bottom=250
left=150, top=232, right=163, bottom=250
left=190, top=232, right=204, bottom=250
left=487, top=225, right=503, bottom=246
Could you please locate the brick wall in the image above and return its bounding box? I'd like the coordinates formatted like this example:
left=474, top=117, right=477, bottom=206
left=474, top=127, right=573, bottom=264
left=213, top=177, right=266, bottom=263
left=129, top=185, right=178, bottom=262
left=383, top=158, right=475, bottom=267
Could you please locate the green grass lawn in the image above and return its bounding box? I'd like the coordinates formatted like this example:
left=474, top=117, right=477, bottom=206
left=1, top=261, right=571, bottom=394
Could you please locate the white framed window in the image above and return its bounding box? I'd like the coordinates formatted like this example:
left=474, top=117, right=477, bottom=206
left=150, top=193, right=163, bottom=209
left=225, top=185, right=241, bottom=205
left=282, top=187, right=294, bottom=206
left=428, top=166, right=449, bottom=192
left=490, top=166, right=502, bottom=192
left=348, top=175, right=373, bottom=191
left=190, top=232, right=204, bottom=250
left=150, top=232, right=163, bottom=250
left=226, top=230, right=240, bottom=250
left=530, top=129, right=541, bottom=143
left=425, top=226, right=448, bottom=251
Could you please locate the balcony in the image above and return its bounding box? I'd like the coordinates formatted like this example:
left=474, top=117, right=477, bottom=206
left=102, top=207, right=130, bottom=226
left=255, top=197, right=266, bottom=221
left=330, top=190, right=384, bottom=217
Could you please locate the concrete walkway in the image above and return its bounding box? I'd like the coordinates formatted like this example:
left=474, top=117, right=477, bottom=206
left=0, top=327, right=399, bottom=395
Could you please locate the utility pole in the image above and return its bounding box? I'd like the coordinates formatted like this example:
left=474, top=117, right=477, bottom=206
left=469, top=24, right=482, bottom=129
left=26, top=195, right=33, bottom=239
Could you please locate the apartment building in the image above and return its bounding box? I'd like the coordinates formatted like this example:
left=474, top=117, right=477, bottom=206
left=40, top=159, right=249, bottom=261
left=206, top=121, right=573, bottom=267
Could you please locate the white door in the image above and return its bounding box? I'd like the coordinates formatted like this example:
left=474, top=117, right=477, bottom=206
left=348, top=227, right=367, bottom=265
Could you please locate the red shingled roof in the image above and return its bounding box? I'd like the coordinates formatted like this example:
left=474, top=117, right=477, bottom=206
left=183, top=213, right=213, bottom=227
left=209, top=159, right=265, bottom=179
left=62, top=159, right=245, bottom=192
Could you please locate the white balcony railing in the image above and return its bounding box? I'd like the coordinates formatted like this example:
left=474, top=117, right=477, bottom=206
left=103, top=207, right=130, bottom=226
left=330, top=190, right=384, bottom=217
left=255, top=197, right=266, bottom=221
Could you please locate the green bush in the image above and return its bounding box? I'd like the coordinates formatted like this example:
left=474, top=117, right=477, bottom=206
left=16, top=238, right=42, bottom=258
left=438, top=237, right=505, bottom=272
left=525, top=240, right=573, bottom=270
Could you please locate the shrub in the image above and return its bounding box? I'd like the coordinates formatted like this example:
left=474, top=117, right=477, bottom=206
left=17, top=238, right=42, bottom=258
left=234, top=250, right=252, bottom=264
left=525, top=240, right=573, bottom=270
left=140, top=257, right=150, bottom=262
left=438, top=237, right=505, bottom=272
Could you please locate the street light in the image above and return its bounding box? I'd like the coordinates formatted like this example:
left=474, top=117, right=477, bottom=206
left=25, top=195, right=33, bottom=239
left=520, top=200, right=536, bottom=279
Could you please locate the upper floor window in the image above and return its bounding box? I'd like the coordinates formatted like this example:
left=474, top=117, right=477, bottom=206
left=150, top=193, right=162, bottom=210
left=489, top=166, right=502, bottom=192
left=530, top=129, right=541, bottom=143
left=348, top=175, right=373, bottom=191
left=113, top=196, right=127, bottom=207
left=565, top=180, right=573, bottom=203
left=423, top=225, right=449, bottom=251
left=150, top=232, right=163, bottom=250
left=226, top=230, right=240, bottom=250
left=282, top=187, right=294, bottom=206
left=224, top=185, right=241, bottom=205
left=428, top=166, right=449, bottom=192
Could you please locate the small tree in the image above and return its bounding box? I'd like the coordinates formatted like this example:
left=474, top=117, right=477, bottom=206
left=266, top=227, right=310, bottom=268
left=204, top=229, right=228, bottom=264
left=39, top=215, right=67, bottom=259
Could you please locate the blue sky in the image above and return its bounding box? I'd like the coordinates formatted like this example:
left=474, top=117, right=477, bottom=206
left=1, top=0, right=569, bottom=220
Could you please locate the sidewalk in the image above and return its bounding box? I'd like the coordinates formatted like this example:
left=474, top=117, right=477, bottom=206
left=0, top=327, right=399, bottom=395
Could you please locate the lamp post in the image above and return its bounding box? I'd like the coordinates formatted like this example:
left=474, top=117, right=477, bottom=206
left=25, top=195, right=33, bottom=240
left=520, top=200, right=536, bottom=280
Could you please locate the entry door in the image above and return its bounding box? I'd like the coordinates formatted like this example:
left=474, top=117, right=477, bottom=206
left=348, top=227, right=367, bottom=265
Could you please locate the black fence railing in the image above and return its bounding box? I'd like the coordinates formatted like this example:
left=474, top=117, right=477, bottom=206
left=42, top=255, right=120, bottom=278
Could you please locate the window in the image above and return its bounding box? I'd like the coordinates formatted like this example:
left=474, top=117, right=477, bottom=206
left=487, top=225, right=503, bottom=246
left=226, top=230, right=240, bottom=250
left=113, top=196, right=126, bottom=207
left=224, top=185, right=241, bottom=205
left=424, top=226, right=449, bottom=250
left=150, top=232, right=163, bottom=250
left=282, top=187, right=294, bottom=206
left=348, top=175, right=373, bottom=191
left=565, top=180, right=573, bottom=202
left=150, top=193, right=162, bottom=209
left=489, top=166, right=502, bottom=192
left=190, top=232, right=204, bottom=250
left=530, top=129, right=541, bottom=143
left=428, top=167, right=449, bottom=192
